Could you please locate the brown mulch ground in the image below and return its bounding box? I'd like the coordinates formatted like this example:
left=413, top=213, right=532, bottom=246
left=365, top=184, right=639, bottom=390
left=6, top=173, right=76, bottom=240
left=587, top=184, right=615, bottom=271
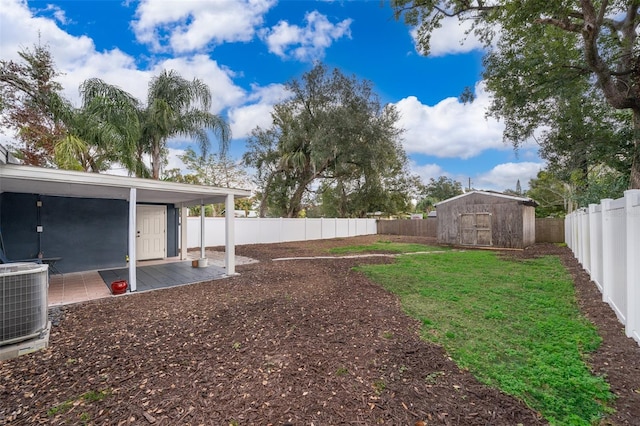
left=1, top=235, right=639, bottom=425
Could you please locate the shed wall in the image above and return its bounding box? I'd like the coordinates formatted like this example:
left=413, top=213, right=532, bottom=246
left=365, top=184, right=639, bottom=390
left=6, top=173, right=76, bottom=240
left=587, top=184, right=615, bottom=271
left=522, top=206, right=536, bottom=247
left=437, top=193, right=534, bottom=249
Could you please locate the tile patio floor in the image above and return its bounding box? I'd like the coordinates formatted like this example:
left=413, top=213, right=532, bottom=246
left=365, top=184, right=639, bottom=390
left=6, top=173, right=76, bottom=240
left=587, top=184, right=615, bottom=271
left=48, top=269, right=112, bottom=306
left=48, top=251, right=258, bottom=306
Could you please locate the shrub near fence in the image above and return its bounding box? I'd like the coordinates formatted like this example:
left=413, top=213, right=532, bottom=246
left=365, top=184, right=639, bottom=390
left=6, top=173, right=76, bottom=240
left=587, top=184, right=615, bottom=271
left=565, top=189, right=640, bottom=346
left=187, top=217, right=377, bottom=248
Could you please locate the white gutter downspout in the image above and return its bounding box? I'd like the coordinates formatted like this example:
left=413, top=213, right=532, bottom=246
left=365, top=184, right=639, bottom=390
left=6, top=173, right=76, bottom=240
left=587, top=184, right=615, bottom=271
left=225, top=193, right=236, bottom=275
left=128, top=187, right=137, bottom=292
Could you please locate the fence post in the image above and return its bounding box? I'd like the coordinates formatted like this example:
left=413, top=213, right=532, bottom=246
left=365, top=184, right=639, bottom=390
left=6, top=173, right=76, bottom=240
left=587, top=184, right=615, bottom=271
left=572, top=212, right=579, bottom=255
left=625, top=190, right=640, bottom=342
left=601, top=199, right=614, bottom=304
left=575, top=209, right=584, bottom=265
left=581, top=208, right=591, bottom=273
left=588, top=203, right=603, bottom=291
left=564, top=213, right=573, bottom=251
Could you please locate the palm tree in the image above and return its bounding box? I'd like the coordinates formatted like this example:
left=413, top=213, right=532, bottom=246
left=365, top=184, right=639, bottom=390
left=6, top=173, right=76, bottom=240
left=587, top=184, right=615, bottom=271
left=141, top=70, right=230, bottom=179
left=54, top=78, right=143, bottom=173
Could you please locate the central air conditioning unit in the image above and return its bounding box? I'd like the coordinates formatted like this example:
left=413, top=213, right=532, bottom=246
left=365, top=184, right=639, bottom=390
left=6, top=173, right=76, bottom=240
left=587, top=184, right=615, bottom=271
left=0, top=262, right=49, bottom=347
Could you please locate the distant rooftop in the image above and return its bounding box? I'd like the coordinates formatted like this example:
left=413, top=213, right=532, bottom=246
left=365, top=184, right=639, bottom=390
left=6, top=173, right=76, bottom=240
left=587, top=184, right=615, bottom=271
left=0, top=144, right=20, bottom=165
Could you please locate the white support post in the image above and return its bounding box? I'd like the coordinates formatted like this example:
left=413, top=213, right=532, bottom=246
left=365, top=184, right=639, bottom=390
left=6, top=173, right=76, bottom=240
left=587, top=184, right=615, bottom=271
left=200, top=202, right=205, bottom=260
left=128, top=188, right=137, bottom=292
left=625, top=190, right=640, bottom=342
left=180, top=206, right=188, bottom=260
left=225, top=194, right=236, bottom=275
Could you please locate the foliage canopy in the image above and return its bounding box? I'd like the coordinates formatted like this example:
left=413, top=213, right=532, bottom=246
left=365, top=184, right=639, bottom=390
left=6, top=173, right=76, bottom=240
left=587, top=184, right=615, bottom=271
left=392, top=0, right=640, bottom=189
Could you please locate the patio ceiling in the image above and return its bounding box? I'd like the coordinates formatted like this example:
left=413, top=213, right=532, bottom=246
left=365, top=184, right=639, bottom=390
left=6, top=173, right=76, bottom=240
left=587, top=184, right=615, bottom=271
left=0, top=164, right=251, bottom=206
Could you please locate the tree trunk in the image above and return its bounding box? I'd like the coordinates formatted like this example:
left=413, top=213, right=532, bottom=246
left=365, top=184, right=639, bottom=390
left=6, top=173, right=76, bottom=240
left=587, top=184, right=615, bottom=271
left=259, top=189, right=269, bottom=218
left=258, top=171, right=276, bottom=218
left=632, top=109, right=640, bottom=189
left=287, top=177, right=313, bottom=218
left=151, top=142, right=161, bottom=180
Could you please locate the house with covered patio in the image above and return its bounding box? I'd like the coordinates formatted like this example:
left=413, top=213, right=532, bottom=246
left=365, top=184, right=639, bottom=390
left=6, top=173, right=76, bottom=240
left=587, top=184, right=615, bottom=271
left=0, top=150, right=251, bottom=294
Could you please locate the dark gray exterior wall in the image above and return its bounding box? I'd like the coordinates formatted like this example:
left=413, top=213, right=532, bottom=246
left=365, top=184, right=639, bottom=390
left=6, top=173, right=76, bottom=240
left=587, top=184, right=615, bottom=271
left=1, top=193, right=39, bottom=259
left=1, top=192, right=179, bottom=273
left=167, top=207, right=178, bottom=258
left=41, top=195, right=129, bottom=273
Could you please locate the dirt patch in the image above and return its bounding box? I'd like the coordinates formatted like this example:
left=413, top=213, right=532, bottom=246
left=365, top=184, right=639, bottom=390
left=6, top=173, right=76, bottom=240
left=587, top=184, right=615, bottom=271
left=1, top=236, right=638, bottom=425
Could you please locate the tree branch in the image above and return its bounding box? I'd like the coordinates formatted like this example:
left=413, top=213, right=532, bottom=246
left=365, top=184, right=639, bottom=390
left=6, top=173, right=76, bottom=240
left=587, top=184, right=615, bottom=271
left=536, top=17, right=582, bottom=33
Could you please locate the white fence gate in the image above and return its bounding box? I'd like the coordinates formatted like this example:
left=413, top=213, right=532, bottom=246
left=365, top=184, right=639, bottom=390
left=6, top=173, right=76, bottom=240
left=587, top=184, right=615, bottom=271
left=565, top=190, right=640, bottom=345
left=187, top=217, right=377, bottom=248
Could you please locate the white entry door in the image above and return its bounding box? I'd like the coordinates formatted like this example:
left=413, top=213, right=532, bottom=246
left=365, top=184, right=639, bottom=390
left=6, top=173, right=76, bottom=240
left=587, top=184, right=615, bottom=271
left=136, top=205, right=166, bottom=260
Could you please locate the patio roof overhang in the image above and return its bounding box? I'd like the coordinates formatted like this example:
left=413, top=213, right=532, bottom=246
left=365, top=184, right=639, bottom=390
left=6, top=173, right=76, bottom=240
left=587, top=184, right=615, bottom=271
left=0, top=163, right=251, bottom=206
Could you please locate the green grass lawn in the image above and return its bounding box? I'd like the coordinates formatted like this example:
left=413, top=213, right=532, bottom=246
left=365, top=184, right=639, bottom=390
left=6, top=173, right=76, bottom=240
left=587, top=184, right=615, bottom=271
left=329, top=240, right=449, bottom=254
left=347, top=244, right=613, bottom=426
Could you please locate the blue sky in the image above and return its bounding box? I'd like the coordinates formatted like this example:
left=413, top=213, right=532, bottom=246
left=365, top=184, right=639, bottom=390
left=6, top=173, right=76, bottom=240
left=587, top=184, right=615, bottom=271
left=0, top=0, right=543, bottom=191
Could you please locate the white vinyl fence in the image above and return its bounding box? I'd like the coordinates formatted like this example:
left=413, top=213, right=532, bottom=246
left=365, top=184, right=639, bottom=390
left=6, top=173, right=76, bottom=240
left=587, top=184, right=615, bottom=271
left=187, top=217, right=377, bottom=248
left=565, top=189, right=640, bottom=345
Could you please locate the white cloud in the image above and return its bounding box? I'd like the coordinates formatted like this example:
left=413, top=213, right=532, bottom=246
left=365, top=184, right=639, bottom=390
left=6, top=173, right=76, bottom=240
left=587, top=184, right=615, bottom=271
left=410, top=15, right=485, bottom=57
left=38, top=3, right=70, bottom=25
left=261, top=10, right=352, bottom=62
left=410, top=162, right=446, bottom=183
left=474, top=162, right=544, bottom=191
left=394, top=82, right=506, bottom=159
left=165, top=147, right=188, bottom=172
left=132, top=0, right=276, bottom=53
left=430, top=17, right=485, bottom=56
left=228, top=83, right=291, bottom=138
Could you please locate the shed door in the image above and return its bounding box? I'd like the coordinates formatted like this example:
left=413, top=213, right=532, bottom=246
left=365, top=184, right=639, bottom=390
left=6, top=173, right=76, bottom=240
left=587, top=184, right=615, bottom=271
left=136, top=205, right=166, bottom=260
left=459, top=213, right=492, bottom=246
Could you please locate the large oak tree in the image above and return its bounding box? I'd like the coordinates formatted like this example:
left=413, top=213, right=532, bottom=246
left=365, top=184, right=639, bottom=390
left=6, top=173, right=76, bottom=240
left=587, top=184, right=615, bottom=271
left=244, top=64, right=415, bottom=218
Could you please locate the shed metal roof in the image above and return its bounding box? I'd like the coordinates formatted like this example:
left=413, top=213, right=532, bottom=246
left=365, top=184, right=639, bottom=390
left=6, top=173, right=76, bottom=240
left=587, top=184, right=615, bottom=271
left=434, top=190, right=538, bottom=207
